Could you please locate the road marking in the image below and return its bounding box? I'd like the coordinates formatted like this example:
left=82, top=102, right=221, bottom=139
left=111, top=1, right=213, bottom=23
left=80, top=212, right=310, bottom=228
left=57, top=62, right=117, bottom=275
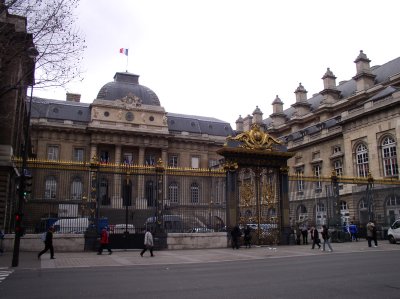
left=0, top=268, right=13, bottom=283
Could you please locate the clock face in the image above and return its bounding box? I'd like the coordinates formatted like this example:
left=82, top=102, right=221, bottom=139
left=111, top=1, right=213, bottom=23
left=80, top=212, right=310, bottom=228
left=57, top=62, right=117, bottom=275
left=125, top=112, right=134, bottom=121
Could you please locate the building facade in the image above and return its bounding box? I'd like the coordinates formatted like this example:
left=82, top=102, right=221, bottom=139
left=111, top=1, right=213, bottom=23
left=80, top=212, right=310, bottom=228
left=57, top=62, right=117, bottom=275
left=236, top=51, right=400, bottom=229
left=0, top=4, right=36, bottom=231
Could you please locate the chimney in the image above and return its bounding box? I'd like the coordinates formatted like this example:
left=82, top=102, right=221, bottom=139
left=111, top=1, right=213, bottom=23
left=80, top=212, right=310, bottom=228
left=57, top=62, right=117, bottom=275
left=66, top=93, right=81, bottom=102
left=353, top=50, right=376, bottom=92
left=235, top=115, right=244, bottom=132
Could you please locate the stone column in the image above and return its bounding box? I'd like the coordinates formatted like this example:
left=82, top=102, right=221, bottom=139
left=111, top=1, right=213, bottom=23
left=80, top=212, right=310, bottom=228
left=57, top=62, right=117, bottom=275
left=137, top=147, right=146, bottom=209
left=279, top=166, right=291, bottom=245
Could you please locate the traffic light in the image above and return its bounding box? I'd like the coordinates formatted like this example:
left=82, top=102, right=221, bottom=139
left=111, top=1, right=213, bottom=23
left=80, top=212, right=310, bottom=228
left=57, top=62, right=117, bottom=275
left=14, top=212, right=24, bottom=237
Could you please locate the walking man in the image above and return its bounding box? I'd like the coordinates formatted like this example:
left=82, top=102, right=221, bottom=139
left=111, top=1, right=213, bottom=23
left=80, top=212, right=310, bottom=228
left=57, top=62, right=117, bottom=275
left=321, top=225, right=333, bottom=252
left=349, top=222, right=358, bottom=241
left=38, top=226, right=55, bottom=259
left=140, top=228, right=154, bottom=257
left=97, top=226, right=112, bottom=255
left=367, top=220, right=378, bottom=247
left=310, top=226, right=321, bottom=249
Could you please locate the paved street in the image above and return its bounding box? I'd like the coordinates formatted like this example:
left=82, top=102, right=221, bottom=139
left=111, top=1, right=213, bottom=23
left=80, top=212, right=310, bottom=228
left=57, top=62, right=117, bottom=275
left=0, top=240, right=399, bottom=269
left=0, top=241, right=399, bottom=299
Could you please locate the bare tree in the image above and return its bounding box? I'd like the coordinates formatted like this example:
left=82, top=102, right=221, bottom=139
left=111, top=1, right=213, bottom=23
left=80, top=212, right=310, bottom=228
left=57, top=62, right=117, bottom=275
left=2, top=0, right=86, bottom=90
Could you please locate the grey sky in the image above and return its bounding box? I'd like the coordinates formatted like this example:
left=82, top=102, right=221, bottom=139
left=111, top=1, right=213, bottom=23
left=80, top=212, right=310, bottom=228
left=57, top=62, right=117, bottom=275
left=34, top=0, right=400, bottom=127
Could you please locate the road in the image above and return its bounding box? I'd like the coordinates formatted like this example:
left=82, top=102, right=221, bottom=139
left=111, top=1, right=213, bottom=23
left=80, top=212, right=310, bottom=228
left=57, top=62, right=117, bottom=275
left=1, top=250, right=399, bottom=299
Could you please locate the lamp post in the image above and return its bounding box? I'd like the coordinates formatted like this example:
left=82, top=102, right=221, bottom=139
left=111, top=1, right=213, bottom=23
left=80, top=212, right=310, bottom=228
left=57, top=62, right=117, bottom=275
left=12, top=46, right=39, bottom=267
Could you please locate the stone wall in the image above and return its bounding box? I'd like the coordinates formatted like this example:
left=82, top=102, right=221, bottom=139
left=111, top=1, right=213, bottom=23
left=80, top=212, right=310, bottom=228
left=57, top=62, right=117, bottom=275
left=2, top=233, right=229, bottom=252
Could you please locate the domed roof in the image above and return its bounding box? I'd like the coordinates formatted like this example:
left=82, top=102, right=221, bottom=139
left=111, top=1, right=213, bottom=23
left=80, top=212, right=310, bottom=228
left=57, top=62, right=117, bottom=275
left=96, top=72, right=160, bottom=106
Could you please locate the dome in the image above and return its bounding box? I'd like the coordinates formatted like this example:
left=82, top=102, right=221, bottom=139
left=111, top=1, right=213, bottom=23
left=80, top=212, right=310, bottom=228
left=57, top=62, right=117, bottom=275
left=96, top=72, right=160, bottom=106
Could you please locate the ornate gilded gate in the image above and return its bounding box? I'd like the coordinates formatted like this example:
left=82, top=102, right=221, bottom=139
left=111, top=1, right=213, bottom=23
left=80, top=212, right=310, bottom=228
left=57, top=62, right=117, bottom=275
left=218, top=124, right=295, bottom=245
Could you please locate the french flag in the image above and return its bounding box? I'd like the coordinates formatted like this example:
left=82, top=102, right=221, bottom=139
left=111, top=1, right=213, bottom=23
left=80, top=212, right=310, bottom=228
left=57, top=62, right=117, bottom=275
left=119, top=48, right=129, bottom=56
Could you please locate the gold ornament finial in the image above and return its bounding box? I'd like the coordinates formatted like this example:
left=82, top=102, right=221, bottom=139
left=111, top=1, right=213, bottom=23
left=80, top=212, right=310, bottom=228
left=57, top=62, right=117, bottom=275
left=227, top=124, right=282, bottom=150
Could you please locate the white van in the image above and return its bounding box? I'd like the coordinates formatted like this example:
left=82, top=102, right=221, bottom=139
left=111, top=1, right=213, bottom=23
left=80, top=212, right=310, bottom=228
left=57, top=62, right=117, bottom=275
left=388, top=219, right=400, bottom=244
left=53, top=218, right=89, bottom=234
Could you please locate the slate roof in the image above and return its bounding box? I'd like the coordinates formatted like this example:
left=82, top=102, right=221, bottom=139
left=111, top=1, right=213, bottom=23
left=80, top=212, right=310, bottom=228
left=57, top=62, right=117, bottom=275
left=30, top=98, right=233, bottom=137
left=265, top=56, right=400, bottom=122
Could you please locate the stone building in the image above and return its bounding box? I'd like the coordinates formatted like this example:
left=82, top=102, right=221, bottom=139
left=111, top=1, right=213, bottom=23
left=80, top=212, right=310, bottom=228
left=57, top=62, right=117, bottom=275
left=236, top=51, right=400, bottom=229
left=0, top=4, right=36, bottom=230
left=27, top=71, right=233, bottom=231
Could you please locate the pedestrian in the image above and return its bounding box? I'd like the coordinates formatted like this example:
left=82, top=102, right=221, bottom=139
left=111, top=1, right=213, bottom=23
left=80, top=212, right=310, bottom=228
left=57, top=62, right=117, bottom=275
left=366, top=220, right=378, bottom=247
left=310, top=226, right=321, bottom=249
left=349, top=222, right=358, bottom=242
left=295, top=225, right=301, bottom=245
left=301, top=225, right=308, bottom=245
left=140, top=228, right=154, bottom=257
left=243, top=225, right=252, bottom=248
left=321, top=225, right=333, bottom=252
left=231, top=225, right=241, bottom=249
left=97, top=226, right=112, bottom=255
left=38, top=226, right=55, bottom=259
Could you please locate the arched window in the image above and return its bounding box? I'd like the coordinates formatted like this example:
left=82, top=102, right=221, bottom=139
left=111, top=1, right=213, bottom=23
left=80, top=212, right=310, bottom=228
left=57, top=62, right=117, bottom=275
left=45, top=176, right=57, bottom=199
left=356, top=143, right=369, bottom=177
left=190, top=182, right=199, bottom=203
left=71, top=177, right=83, bottom=200
left=340, top=200, right=349, bottom=226
left=168, top=182, right=179, bottom=203
left=146, top=180, right=155, bottom=207
left=382, top=136, right=398, bottom=176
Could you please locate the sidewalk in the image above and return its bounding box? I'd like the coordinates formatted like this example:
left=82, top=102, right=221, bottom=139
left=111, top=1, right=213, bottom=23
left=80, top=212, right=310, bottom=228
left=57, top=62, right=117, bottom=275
left=1, top=241, right=399, bottom=270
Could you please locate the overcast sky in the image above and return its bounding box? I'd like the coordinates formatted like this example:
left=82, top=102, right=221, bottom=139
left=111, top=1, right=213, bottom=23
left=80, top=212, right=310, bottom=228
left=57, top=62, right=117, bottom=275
left=34, top=0, right=400, bottom=127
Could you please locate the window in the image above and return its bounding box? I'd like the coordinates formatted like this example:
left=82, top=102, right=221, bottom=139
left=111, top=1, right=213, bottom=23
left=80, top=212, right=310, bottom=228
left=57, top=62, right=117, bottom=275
left=99, top=151, right=110, bottom=163
left=334, top=160, right=343, bottom=176
left=191, top=156, right=200, bottom=169
left=99, top=178, right=110, bottom=205
left=123, top=152, right=133, bottom=164
left=168, top=155, right=178, bottom=167
left=382, top=136, right=398, bottom=176
left=168, top=182, right=179, bottom=203
left=209, top=159, right=218, bottom=168
left=295, top=167, right=304, bottom=192
left=333, top=145, right=341, bottom=154
left=313, top=164, right=322, bottom=190
left=356, top=143, right=369, bottom=177
left=146, top=180, right=155, bottom=207
left=45, top=176, right=57, bottom=199
left=47, top=145, right=59, bottom=160
left=145, top=155, right=156, bottom=166
left=190, top=182, right=199, bottom=203
left=71, top=177, right=83, bottom=200
left=297, top=204, right=307, bottom=221
left=73, top=148, right=84, bottom=162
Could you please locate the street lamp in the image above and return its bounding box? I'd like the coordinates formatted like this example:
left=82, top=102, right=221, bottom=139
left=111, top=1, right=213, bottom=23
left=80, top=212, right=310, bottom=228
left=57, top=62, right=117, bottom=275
left=12, top=46, right=39, bottom=267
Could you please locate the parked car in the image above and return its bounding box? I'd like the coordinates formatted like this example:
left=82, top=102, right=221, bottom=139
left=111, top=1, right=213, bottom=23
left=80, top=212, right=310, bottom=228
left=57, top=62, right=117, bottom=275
left=187, top=227, right=214, bottom=233
left=53, top=218, right=89, bottom=234
left=387, top=219, right=400, bottom=244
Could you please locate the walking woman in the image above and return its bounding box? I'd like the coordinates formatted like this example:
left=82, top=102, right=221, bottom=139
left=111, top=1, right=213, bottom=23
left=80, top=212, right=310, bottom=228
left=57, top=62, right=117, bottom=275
left=321, top=225, right=333, bottom=252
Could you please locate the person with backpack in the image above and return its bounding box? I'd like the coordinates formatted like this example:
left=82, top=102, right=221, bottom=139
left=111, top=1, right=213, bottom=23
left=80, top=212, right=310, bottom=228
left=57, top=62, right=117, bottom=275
left=321, top=225, right=333, bottom=252
left=97, top=226, right=112, bottom=255
left=38, top=226, right=55, bottom=259
left=140, top=228, right=154, bottom=257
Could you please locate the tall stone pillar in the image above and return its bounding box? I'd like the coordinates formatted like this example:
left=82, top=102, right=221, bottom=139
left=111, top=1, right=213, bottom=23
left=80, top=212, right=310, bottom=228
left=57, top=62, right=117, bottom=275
left=137, top=147, right=146, bottom=209
left=112, top=145, right=122, bottom=207
left=279, top=166, right=291, bottom=245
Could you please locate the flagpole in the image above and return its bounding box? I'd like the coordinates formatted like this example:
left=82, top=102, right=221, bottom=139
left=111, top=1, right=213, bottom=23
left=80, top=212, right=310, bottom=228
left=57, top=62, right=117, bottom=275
left=126, top=54, right=128, bottom=72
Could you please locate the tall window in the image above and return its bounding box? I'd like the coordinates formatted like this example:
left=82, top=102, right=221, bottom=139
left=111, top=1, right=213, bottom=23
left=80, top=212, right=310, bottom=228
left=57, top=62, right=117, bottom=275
left=168, top=182, right=179, bottom=203
left=71, top=177, right=83, bottom=200
left=168, top=155, right=178, bottom=167
left=382, top=136, right=398, bottom=176
left=313, top=164, right=322, bottom=190
left=73, top=148, right=84, bottom=162
left=191, top=156, right=200, bottom=169
left=190, top=182, right=199, bottom=203
left=295, top=167, right=304, bottom=192
left=356, top=143, right=369, bottom=177
left=123, top=152, right=133, bottom=164
left=145, top=155, right=156, bottom=166
left=47, top=145, right=59, bottom=160
left=99, top=178, right=109, bottom=205
left=45, top=176, right=57, bottom=199
left=99, top=150, right=110, bottom=163
left=146, top=180, right=155, bottom=207
left=386, top=195, right=400, bottom=224
left=334, top=160, right=343, bottom=176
